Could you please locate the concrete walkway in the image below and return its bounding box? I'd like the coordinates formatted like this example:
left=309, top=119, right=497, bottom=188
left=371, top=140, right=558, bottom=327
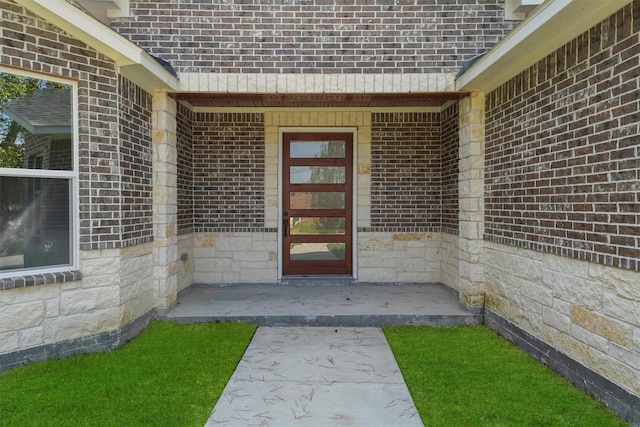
left=163, top=282, right=481, bottom=327
left=205, top=327, right=423, bottom=427
left=160, top=282, right=481, bottom=426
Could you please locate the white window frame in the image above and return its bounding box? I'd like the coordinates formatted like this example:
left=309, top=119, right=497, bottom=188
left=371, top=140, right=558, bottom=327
left=0, top=66, right=79, bottom=279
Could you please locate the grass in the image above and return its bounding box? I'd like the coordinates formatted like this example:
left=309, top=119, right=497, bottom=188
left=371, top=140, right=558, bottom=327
left=0, top=322, right=630, bottom=426
left=384, top=326, right=629, bottom=427
left=0, top=321, right=256, bottom=427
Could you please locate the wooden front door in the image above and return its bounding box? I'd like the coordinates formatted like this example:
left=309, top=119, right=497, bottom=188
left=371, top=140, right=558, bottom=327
left=282, top=132, right=353, bottom=276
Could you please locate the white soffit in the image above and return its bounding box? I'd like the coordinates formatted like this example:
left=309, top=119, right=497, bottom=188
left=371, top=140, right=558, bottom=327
left=13, top=0, right=178, bottom=92
left=456, top=0, right=634, bottom=92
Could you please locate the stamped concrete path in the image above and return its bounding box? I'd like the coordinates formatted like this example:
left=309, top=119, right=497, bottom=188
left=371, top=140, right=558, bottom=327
left=205, top=326, right=424, bottom=427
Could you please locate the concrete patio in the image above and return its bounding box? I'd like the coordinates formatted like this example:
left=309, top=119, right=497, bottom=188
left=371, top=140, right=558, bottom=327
left=160, top=281, right=482, bottom=327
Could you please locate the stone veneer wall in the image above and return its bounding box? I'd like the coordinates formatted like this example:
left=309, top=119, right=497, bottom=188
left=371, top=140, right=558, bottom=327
left=0, top=2, right=157, bottom=370
left=483, top=0, right=640, bottom=412
left=440, top=102, right=460, bottom=290
left=111, top=0, right=515, bottom=74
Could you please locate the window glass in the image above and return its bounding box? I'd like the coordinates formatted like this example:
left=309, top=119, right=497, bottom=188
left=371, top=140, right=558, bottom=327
left=289, top=217, right=346, bottom=235
left=290, top=166, right=346, bottom=184
left=290, top=140, right=345, bottom=158
left=1, top=70, right=75, bottom=276
left=290, top=242, right=346, bottom=261
left=1, top=73, right=73, bottom=170
left=290, top=192, right=345, bottom=209
left=0, top=177, right=71, bottom=271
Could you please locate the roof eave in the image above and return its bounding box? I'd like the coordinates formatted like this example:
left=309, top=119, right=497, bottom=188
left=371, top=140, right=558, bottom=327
left=12, top=0, right=179, bottom=93
left=456, top=0, right=633, bottom=93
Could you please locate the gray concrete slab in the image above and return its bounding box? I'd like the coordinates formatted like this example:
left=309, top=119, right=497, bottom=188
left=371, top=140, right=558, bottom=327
left=206, top=327, right=423, bottom=427
left=162, top=282, right=481, bottom=327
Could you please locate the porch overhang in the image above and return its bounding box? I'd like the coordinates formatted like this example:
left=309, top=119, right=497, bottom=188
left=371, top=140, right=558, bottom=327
left=170, top=92, right=469, bottom=109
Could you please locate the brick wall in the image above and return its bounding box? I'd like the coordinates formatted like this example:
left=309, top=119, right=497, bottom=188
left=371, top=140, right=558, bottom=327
left=111, top=0, right=515, bottom=74
left=441, top=103, right=459, bottom=234
left=191, top=112, right=265, bottom=232
left=119, top=77, right=153, bottom=247
left=1, top=0, right=123, bottom=251
left=485, top=2, right=640, bottom=271
left=370, top=112, right=442, bottom=231
left=176, top=103, right=194, bottom=234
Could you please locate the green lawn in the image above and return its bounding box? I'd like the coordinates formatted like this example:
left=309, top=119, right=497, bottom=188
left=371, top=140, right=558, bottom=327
left=384, top=326, right=629, bottom=427
left=0, top=321, right=256, bottom=427
left=0, top=323, right=630, bottom=426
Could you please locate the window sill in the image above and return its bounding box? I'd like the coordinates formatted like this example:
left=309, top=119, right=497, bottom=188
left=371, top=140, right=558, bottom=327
left=0, top=270, right=83, bottom=291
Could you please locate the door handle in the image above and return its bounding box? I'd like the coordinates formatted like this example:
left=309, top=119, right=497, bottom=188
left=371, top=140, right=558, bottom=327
left=283, top=219, right=289, bottom=237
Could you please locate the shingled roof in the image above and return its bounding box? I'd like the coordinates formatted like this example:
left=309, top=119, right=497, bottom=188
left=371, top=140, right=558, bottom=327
left=3, top=87, right=72, bottom=135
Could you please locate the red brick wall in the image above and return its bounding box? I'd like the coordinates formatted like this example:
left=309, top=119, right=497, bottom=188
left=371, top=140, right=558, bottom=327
left=191, top=112, right=265, bottom=232
left=1, top=0, right=124, bottom=251
left=119, top=77, right=153, bottom=247
left=370, top=112, right=443, bottom=231
left=111, top=0, right=515, bottom=74
left=441, top=103, right=459, bottom=234
left=485, top=2, right=640, bottom=271
left=176, top=103, right=194, bottom=234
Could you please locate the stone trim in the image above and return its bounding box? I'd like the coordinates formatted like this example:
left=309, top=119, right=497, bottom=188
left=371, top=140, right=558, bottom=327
left=0, top=308, right=154, bottom=373
left=0, top=271, right=82, bottom=291
left=191, top=227, right=278, bottom=234
left=486, top=310, right=640, bottom=426
left=178, top=73, right=456, bottom=93
left=484, top=234, right=639, bottom=272
left=357, top=227, right=442, bottom=233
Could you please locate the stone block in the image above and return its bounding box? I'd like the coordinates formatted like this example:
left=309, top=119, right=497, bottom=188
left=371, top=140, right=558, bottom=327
left=543, top=307, right=571, bottom=334
left=0, top=331, right=19, bottom=353
left=83, top=254, right=120, bottom=276
left=60, top=287, right=120, bottom=316
left=20, top=326, right=44, bottom=348
left=570, top=305, right=632, bottom=348
left=196, top=258, right=233, bottom=273
left=240, top=268, right=277, bottom=283
left=393, top=232, right=430, bottom=241
left=570, top=324, right=610, bottom=353
left=358, top=237, right=393, bottom=251
left=603, top=291, right=640, bottom=326
left=589, top=264, right=640, bottom=300
left=233, top=250, right=269, bottom=261
left=358, top=268, right=396, bottom=283
left=0, top=301, right=44, bottom=332
left=546, top=271, right=602, bottom=311
left=44, top=309, right=119, bottom=343
left=0, top=283, right=58, bottom=304
left=215, top=236, right=252, bottom=252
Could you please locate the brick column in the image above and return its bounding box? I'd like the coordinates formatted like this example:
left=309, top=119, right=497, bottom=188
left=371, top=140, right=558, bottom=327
left=152, top=93, right=178, bottom=309
left=458, top=92, right=485, bottom=307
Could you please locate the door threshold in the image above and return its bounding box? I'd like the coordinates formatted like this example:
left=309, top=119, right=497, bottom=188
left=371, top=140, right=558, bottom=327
left=280, top=276, right=356, bottom=286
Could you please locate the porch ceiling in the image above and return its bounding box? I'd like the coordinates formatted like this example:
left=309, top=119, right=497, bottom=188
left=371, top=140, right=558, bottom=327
left=170, top=92, right=468, bottom=109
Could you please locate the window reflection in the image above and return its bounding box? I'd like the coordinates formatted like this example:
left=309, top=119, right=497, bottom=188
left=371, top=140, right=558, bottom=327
left=290, top=140, right=345, bottom=158
left=1, top=71, right=75, bottom=274
left=0, top=177, right=71, bottom=270
left=290, top=166, right=345, bottom=184
left=289, top=243, right=346, bottom=261
left=289, top=217, right=346, bottom=235
left=290, top=192, right=345, bottom=209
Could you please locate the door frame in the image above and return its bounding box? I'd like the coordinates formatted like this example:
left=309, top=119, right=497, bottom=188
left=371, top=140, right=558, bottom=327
left=277, top=127, right=358, bottom=279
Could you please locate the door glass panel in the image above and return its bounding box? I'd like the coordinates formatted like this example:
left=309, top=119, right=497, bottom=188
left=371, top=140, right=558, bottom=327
left=290, top=192, right=345, bottom=209
left=290, top=217, right=346, bottom=235
left=290, top=140, right=345, bottom=158
left=290, top=166, right=345, bottom=184
left=290, top=243, right=346, bottom=261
